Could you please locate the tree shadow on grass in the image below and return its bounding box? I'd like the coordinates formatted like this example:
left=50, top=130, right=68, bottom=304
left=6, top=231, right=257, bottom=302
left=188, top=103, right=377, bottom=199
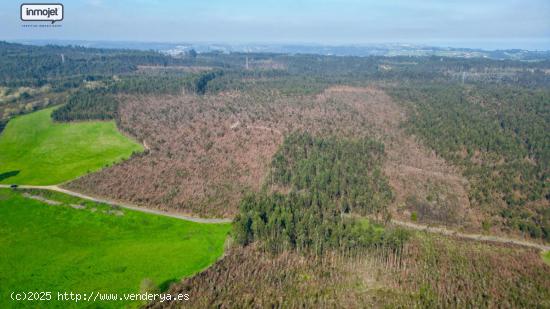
left=159, top=278, right=179, bottom=292
left=0, top=170, right=19, bottom=182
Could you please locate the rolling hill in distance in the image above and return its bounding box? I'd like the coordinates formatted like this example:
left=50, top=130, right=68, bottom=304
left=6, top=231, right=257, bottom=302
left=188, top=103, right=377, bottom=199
left=11, top=39, right=550, bottom=60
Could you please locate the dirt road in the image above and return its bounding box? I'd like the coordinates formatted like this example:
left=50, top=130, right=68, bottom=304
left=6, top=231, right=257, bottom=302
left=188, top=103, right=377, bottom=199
left=0, top=184, right=232, bottom=224
left=391, top=219, right=550, bottom=251
left=2, top=184, right=548, bottom=251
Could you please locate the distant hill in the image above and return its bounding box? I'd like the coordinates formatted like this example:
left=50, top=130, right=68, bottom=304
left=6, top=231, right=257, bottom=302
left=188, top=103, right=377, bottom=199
left=10, top=40, right=550, bottom=61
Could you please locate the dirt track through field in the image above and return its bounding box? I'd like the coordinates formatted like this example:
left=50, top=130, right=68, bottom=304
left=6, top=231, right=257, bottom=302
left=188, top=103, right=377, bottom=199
left=0, top=184, right=231, bottom=224
left=2, top=184, right=548, bottom=251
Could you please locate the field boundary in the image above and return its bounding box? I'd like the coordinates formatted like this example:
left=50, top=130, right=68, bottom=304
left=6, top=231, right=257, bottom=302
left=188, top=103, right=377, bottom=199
left=0, top=184, right=232, bottom=224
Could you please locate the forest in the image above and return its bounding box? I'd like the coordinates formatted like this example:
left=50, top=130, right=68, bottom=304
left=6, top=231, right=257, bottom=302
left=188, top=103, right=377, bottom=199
left=44, top=49, right=550, bottom=241
left=0, top=41, right=184, bottom=88
left=388, top=84, right=550, bottom=240
left=51, top=70, right=223, bottom=121
left=2, top=41, right=550, bottom=91
left=0, top=42, right=194, bottom=129
left=268, top=132, right=393, bottom=217
left=235, top=132, right=406, bottom=255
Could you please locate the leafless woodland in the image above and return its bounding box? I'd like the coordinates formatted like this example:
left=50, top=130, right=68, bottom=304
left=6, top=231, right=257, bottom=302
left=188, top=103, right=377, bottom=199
left=68, top=86, right=478, bottom=229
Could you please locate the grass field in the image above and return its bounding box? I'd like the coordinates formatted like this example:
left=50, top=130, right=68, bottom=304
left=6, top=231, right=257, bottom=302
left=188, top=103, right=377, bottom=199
left=544, top=251, right=550, bottom=266
left=0, top=189, right=231, bottom=308
left=0, top=107, right=143, bottom=185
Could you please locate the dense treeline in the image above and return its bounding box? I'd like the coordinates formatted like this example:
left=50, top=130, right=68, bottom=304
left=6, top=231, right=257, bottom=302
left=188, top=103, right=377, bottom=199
left=3, top=41, right=550, bottom=92
left=479, top=86, right=549, bottom=171
left=52, top=71, right=223, bottom=121
left=269, top=132, right=393, bottom=216
left=192, top=52, right=550, bottom=88
left=234, top=133, right=405, bottom=255
left=234, top=191, right=407, bottom=255
left=189, top=70, right=224, bottom=95
left=111, top=75, right=191, bottom=95
left=111, top=70, right=223, bottom=96
left=0, top=119, right=7, bottom=133
left=208, top=70, right=329, bottom=96
left=388, top=84, right=550, bottom=240
left=51, top=89, right=117, bottom=121
left=0, top=41, right=183, bottom=88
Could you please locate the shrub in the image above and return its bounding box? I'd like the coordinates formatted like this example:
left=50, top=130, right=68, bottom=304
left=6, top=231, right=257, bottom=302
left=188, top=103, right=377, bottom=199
left=139, top=278, right=160, bottom=294
left=411, top=211, right=418, bottom=222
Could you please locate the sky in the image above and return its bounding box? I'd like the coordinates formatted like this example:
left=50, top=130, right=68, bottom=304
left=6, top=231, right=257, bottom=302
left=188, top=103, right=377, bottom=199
left=2, top=0, right=550, bottom=50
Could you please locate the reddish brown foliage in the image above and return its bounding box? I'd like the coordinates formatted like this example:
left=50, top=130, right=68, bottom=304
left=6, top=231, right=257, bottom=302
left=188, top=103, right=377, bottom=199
left=146, top=235, right=550, bottom=308
left=68, top=86, right=483, bottom=227
left=67, top=94, right=281, bottom=217
left=398, top=235, right=550, bottom=308
left=67, top=87, right=400, bottom=217
left=146, top=245, right=406, bottom=309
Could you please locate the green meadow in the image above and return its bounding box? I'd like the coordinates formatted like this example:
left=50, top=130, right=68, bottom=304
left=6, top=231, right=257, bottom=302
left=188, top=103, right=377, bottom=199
left=0, top=188, right=231, bottom=308
left=0, top=107, right=143, bottom=185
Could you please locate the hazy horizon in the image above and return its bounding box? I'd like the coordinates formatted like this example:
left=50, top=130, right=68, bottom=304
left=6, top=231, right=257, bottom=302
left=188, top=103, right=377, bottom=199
left=2, top=0, right=549, bottom=50
left=8, top=39, right=550, bottom=53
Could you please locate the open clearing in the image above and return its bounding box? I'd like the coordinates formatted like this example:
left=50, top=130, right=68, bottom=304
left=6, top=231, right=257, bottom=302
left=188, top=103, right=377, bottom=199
left=0, top=188, right=230, bottom=308
left=0, top=107, right=143, bottom=185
